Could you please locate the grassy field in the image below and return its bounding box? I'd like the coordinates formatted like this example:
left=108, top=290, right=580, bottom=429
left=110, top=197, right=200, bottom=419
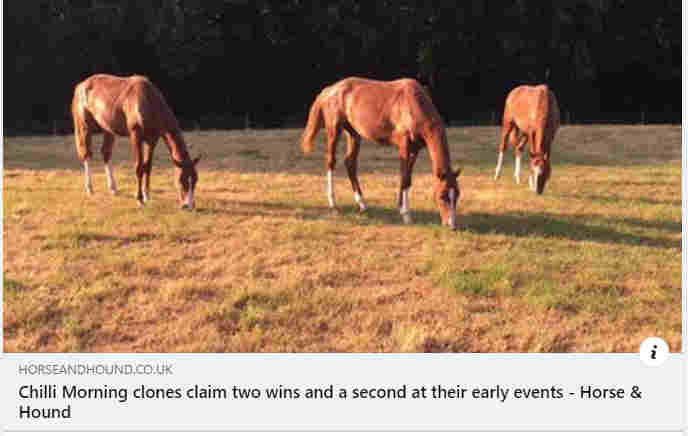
left=3, top=125, right=681, bottom=352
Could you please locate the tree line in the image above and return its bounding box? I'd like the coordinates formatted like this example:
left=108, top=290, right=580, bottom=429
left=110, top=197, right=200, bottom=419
left=5, top=0, right=681, bottom=134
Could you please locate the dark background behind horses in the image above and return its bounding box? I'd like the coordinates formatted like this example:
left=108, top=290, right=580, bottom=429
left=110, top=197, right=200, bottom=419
left=5, top=1, right=681, bottom=135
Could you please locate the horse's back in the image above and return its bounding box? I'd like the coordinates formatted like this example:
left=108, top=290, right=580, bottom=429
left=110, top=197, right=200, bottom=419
left=76, top=74, right=177, bottom=137
left=505, top=84, right=558, bottom=133
left=123, top=76, right=179, bottom=135
left=74, top=74, right=132, bottom=136
left=328, top=77, right=441, bottom=142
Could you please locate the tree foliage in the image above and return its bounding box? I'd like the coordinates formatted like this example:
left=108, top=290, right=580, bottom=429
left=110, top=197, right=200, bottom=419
left=5, top=0, right=680, bottom=133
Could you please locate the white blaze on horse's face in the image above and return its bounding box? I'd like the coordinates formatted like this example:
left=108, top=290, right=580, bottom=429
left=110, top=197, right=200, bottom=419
left=448, top=188, right=457, bottom=230
left=186, top=168, right=198, bottom=209
left=434, top=171, right=460, bottom=231
left=177, top=164, right=198, bottom=210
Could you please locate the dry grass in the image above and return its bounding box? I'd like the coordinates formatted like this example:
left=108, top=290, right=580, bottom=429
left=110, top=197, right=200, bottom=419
left=3, top=125, right=681, bottom=352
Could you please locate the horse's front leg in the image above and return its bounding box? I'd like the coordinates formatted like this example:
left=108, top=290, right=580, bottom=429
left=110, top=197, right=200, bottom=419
left=514, top=134, right=527, bottom=185
left=344, top=131, right=366, bottom=212
left=398, top=148, right=418, bottom=225
left=130, top=129, right=145, bottom=207
left=142, top=141, right=156, bottom=203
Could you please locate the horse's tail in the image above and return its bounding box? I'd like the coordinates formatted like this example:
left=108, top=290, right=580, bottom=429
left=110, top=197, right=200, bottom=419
left=71, top=83, right=90, bottom=161
left=301, top=93, right=324, bottom=154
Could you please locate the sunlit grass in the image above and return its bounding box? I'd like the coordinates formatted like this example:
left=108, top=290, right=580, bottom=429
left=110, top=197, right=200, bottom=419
left=3, top=125, right=681, bottom=352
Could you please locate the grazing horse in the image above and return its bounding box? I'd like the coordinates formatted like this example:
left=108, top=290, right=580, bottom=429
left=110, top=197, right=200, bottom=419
left=71, top=74, right=201, bottom=209
left=301, top=77, right=461, bottom=230
left=494, top=84, right=560, bottom=194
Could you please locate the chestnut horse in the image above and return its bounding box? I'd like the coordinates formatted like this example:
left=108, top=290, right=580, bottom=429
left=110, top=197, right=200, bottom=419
left=494, top=84, right=560, bottom=194
left=301, top=77, right=461, bottom=230
left=72, top=74, right=201, bottom=209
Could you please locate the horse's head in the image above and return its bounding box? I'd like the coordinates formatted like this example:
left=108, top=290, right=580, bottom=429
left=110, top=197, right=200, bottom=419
left=174, top=152, right=202, bottom=210
left=530, top=154, right=551, bottom=195
left=434, top=167, right=461, bottom=231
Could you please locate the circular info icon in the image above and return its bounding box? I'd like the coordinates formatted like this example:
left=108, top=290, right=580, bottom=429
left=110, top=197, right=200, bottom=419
left=639, top=337, right=669, bottom=367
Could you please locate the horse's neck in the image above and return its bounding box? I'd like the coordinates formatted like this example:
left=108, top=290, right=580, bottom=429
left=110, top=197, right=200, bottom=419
left=165, top=130, right=190, bottom=163
left=425, top=129, right=451, bottom=177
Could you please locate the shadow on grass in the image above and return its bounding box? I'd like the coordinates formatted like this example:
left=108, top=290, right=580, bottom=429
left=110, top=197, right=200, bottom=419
left=461, top=212, right=680, bottom=249
left=561, top=193, right=681, bottom=208
left=188, top=198, right=679, bottom=249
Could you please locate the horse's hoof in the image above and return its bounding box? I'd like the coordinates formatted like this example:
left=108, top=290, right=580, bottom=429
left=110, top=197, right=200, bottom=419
left=137, top=200, right=145, bottom=207
left=86, top=187, right=94, bottom=195
left=110, top=189, right=118, bottom=196
left=402, top=214, right=413, bottom=224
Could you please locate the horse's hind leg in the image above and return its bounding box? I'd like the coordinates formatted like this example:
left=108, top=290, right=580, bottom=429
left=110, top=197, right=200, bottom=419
left=101, top=133, right=117, bottom=195
left=344, top=131, right=366, bottom=212
left=495, top=120, right=513, bottom=181
left=325, top=125, right=341, bottom=209
left=80, top=132, right=94, bottom=195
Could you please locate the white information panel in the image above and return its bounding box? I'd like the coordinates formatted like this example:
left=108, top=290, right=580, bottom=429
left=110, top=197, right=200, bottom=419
left=1, top=354, right=683, bottom=432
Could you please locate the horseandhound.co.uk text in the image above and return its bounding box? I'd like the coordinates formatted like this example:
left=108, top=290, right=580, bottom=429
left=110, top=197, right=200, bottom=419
left=18, top=363, right=173, bottom=376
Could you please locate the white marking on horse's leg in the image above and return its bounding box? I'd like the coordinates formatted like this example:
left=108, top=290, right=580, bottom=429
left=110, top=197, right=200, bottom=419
left=184, top=188, right=195, bottom=210
left=104, top=163, right=117, bottom=195
left=494, top=151, right=504, bottom=180
left=327, top=170, right=336, bottom=208
left=514, top=155, right=521, bottom=184
left=142, top=188, right=149, bottom=203
left=84, top=160, right=93, bottom=195
left=400, top=188, right=412, bottom=224
left=355, top=192, right=367, bottom=211
left=529, top=174, right=535, bottom=191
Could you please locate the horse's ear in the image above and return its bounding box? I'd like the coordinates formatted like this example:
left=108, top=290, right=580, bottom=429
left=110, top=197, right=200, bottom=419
left=454, top=167, right=462, bottom=178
